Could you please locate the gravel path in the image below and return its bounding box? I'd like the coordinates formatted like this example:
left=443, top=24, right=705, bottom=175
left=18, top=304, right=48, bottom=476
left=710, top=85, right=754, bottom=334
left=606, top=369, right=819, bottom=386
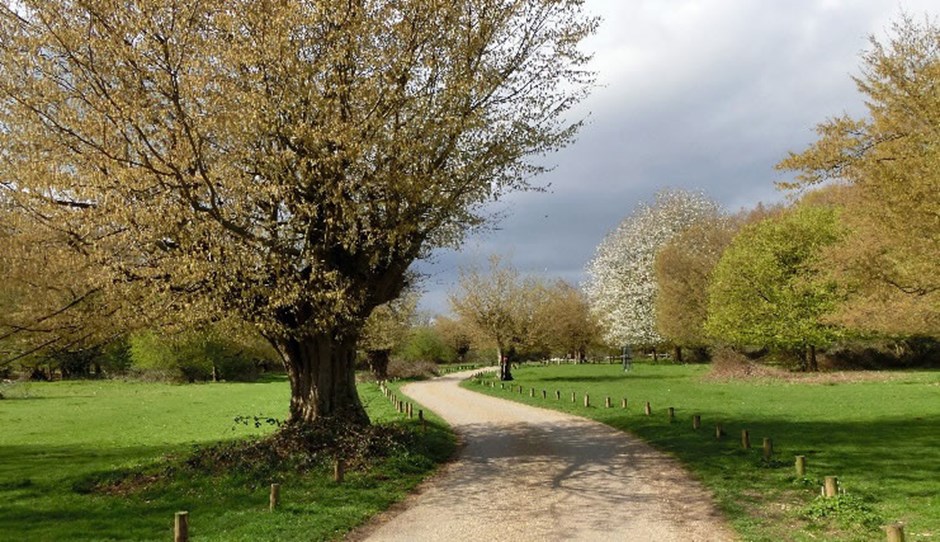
left=354, top=370, right=735, bottom=542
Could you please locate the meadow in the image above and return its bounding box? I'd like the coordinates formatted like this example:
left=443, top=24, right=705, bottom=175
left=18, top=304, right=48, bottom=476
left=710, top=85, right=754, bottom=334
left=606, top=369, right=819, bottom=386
left=0, top=376, right=452, bottom=541
left=465, top=363, right=940, bottom=542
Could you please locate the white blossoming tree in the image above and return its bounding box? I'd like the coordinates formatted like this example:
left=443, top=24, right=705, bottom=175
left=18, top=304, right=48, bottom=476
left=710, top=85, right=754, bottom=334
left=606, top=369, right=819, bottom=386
left=585, top=190, right=720, bottom=354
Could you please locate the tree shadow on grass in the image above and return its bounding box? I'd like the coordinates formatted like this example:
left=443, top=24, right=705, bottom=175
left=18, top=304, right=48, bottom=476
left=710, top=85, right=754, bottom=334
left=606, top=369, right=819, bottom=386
left=0, top=442, right=189, bottom=540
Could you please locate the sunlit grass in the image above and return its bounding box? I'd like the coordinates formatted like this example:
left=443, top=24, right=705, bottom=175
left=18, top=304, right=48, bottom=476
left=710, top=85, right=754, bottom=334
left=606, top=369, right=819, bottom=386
left=0, top=376, right=453, bottom=541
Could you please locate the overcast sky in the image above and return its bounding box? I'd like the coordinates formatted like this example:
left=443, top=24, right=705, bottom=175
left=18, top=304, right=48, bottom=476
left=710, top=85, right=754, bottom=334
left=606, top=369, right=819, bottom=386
left=413, top=0, right=938, bottom=316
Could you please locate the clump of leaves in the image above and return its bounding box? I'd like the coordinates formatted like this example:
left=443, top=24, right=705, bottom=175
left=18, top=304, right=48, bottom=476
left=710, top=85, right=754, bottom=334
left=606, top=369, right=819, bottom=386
left=800, top=494, right=883, bottom=529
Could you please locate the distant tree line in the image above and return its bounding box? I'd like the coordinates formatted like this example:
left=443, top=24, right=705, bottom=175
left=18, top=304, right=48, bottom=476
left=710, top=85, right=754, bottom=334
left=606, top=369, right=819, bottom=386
left=586, top=16, right=939, bottom=370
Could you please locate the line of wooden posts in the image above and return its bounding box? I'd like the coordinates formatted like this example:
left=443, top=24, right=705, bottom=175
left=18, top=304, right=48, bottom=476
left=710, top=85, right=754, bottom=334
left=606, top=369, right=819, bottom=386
left=172, top=381, right=422, bottom=542
left=470, top=375, right=907, bottom=542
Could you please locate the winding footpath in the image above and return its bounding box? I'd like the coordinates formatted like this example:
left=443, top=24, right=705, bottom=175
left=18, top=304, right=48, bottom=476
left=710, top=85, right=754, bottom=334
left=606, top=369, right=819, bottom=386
left=354, top=370, right=735, bottom=542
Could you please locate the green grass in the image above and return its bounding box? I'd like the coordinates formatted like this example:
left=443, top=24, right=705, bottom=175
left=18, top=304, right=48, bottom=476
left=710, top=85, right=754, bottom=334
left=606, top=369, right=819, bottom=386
left=0, top=375, right=454, bottom=541
left=464, top=364, right=940, bottom=542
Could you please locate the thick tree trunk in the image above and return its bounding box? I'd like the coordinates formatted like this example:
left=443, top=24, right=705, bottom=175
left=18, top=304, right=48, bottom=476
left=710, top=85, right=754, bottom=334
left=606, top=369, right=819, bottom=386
left=367, top=349, right=391, bottom=380
left=808, top=345, right=818, bottom=372
left=274, top=334, right=369, bottom=427
left=497, top=347, right=513, bottom=381
left=673, top=346, right=683, bottom=363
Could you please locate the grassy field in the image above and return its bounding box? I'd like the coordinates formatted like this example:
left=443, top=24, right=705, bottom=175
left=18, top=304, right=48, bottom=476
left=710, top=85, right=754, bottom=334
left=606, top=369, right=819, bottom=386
left=464, top=363, right=940, bottom=542
left=0, top=375, right=453, bottom=541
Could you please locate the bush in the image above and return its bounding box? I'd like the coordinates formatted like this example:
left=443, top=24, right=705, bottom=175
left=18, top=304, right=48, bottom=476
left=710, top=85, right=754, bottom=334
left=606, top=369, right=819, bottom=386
left=386, top=359, right=438, bottom=380
left=399, top=327, right=454, bottom=364
left=128, top=329, right=263, bottom=382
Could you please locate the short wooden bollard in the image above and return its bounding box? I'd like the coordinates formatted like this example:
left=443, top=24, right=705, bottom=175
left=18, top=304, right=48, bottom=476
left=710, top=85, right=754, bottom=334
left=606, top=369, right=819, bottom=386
left=334, top=459, right=345, bottom=483
left=605, top=396, right=611, bottom=408
left=555, top=390, right=561, bottom=400
left=584, top=394, right=590, bottom=407
left=741, top=429, right=751, bottom=449
left=571, top=391, right=576, bottom=403
left=269, top=483, right=280, bottom=511
left=692, top=415, right=701, bottom=430
left=542, top=390, right=547, bottom=399
left=795, top=455, right=806, bottom=476
left=529, top=388, right=535, bottom=397
left=644, top=402, right=651, bottom=416
left=500, top=383, right=505, bottom=390
left=824, top=476, right=838, bottom=498
left=667, top=407, right=675, bottom=422
left=763, top=438, right=774, bottom=461
left=886, top=523, right=905, bottom=542
left=174, top=511, right=189, bottom=542
left=715, top=424, right=723, bottom=439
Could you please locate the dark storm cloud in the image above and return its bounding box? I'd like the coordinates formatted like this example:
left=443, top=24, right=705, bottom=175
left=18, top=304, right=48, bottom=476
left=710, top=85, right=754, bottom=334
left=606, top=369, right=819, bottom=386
left=414, top=0, right=938, bottom=315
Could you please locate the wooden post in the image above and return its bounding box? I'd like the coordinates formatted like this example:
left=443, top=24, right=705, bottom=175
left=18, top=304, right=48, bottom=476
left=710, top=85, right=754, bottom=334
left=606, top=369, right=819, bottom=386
left=334, top=458, right=345, bottom=483
left=885, top=523, right=905, bottom=542
left=715, top=424, right=723, bottom=439
left=542, top=390, right=547, bottom=399
left=408, top=403, right=413, bottom=418
left=824, top=476, right=838, bottom=498
left=741, top=429, right=750, bottom=449
left=795, top=455, right=806, bottom=477
left=269, top=483, right=280, bottom=511
left=530, top=388, right=535, bottom=397
left=763, top=438, right=774, bottom=461
left=555, top=390, right=561, bottom=400
left=621, top=398, right=627, bottom=409
left=668, top=407, right=675, bottom=422
left=644, top=402, right=651, bottom=416
left=571, top=391, right=576, bottom=403
left=584, top=394, right=590, bottom=407
left=500, top=383, right=505, bottom=390
left=692, top=415, right=701, bottom=430
left=605, top=396, right=611, bottom=408
left=174, top=512, right=188, bottom=542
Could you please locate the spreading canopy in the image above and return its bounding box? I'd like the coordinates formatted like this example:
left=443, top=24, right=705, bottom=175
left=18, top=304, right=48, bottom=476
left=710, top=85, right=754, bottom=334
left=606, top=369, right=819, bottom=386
left=0, top=0, right=596, bottom=424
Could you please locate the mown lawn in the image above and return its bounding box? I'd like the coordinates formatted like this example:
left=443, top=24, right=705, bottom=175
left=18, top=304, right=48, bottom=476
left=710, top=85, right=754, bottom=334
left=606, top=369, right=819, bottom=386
left=464, top=363, right=940, bottom=542
left=0, top=375, right=453, bottom=541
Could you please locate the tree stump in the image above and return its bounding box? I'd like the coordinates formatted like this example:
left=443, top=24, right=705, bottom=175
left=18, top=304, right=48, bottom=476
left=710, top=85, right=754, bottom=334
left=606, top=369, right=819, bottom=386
left=824, top=476, right=838, bottom=498
left=174, top=512, right=188, bottom=542
left=269, top=483, right=280, bottom=511
left=334, top=459, right=345, bottom=483
left=795, top=455, right=806, bottom=477
left=886, top=523, right=905, bottom=542
left=763, top=438, right=774, bottom=461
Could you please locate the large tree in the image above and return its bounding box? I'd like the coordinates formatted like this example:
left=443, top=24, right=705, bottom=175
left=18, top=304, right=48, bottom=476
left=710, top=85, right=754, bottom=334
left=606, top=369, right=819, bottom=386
left=0, top=1, right=596, bottom=426
left=585, top=189, right=720, bottom=351
left=653, top=214, right=738, bottom=359
left=704, top=204, right=846, bottom=371
left=359, top=290, right=418, bottom=380
left=777, top=14, right=940, bottom=337
left=530, top=279, right=600, bottom=362
left=449, top=256, right=538, bottom=380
